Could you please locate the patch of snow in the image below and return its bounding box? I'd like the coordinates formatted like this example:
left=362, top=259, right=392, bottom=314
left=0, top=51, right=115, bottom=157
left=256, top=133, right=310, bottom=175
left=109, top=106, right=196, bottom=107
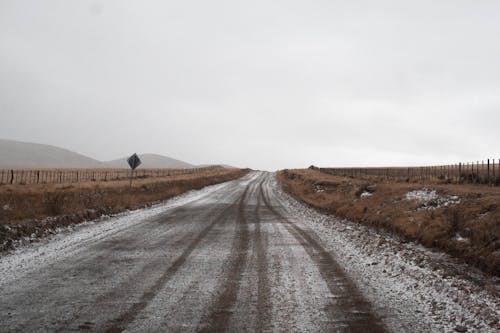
left=405, top=188, right=460, bottom=210
left=360, top=191, right=373, bottom=198
left=314, top=185, right=325, bottom=193
left=2, top=204, right=10, bottom=211
left=453, top=233, right=470, bottom=243
left=405, top=188, right=439, bottom=202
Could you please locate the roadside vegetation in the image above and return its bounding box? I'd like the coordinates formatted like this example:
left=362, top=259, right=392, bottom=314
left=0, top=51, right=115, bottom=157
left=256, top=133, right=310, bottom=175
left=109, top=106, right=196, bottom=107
left=0, top=167, right=249, bottom=251
left=278, top=168, right=500, bottom=276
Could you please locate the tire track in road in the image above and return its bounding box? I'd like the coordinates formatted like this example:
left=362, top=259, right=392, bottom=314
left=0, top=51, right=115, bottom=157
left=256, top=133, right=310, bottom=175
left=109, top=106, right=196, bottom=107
left=104, top=185, right=249, bottom=333
left=197, top=177, right=256, bottom=332
left=260, top=175, right=386, bottom=332
left=53, top=207, right=195, bottom=333
left=254, top=179, right=272, bottom=333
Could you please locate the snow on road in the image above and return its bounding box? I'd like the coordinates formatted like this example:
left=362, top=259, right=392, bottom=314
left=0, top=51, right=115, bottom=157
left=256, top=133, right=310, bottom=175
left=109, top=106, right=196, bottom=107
left=0, top=180, right=229, bottom=286
left=0, top=171, right=498, bottom=332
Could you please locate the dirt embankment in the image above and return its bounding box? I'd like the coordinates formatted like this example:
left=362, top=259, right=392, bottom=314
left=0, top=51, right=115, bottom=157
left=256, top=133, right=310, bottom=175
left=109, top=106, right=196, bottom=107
left=278, top=169, right=500, bottom=276
left=0, top=168, right=249, bottom=251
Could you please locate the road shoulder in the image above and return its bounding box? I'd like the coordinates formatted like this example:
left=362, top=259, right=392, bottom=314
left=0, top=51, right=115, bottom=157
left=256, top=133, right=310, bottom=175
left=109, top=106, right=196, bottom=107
left=273, top=174, right=500, bottom=332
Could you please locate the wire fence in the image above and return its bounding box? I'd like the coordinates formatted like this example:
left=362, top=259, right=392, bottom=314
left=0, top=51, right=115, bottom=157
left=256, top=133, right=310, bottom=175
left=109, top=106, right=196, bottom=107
left=0, top=166, right=221, bottom=185
left=312, top=158, right=500, bottom=185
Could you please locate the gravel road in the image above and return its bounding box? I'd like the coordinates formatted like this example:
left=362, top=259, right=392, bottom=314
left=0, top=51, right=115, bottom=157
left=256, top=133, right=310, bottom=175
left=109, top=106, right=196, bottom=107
left=0, top=171, right=497, bottom=332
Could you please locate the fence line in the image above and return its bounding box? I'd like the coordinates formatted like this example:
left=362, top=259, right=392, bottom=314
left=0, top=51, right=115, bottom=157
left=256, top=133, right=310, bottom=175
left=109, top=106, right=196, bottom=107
left=0, top=166, right=221, bottom=186
left=312, top=158, right=500, bottom=185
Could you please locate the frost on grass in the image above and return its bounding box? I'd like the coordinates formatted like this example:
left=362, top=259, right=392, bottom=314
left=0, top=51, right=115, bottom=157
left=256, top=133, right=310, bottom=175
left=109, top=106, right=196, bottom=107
left=405, top=188, right=460, bottom=210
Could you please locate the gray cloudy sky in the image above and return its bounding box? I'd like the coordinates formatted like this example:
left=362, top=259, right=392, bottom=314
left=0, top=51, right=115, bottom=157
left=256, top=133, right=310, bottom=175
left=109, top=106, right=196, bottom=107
left=1, top=1, right=499, bottom=170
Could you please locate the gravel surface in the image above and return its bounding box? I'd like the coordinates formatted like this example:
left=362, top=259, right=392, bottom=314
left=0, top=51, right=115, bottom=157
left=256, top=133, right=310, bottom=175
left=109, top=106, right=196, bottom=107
left=0, top=171, right=497, bottom=332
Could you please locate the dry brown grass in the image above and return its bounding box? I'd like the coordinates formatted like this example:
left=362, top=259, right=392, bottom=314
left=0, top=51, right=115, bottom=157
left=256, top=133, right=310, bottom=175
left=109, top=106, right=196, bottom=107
left=278, top=168, right=500, bottom=276
left=0, top=167, right=249, bottom=250
left=0, top=166, right=221, bottom=185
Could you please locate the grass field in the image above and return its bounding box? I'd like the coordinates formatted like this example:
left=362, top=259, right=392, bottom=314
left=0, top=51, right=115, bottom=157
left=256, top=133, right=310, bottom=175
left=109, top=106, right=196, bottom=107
left=278, top=168, right=500, bottom=276
left=0, top=167, right=249, bottom=251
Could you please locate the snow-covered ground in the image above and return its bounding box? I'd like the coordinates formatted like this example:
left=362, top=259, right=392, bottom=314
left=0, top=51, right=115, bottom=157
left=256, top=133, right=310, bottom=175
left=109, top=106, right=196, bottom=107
left=273, top=177, right=499, bottom=332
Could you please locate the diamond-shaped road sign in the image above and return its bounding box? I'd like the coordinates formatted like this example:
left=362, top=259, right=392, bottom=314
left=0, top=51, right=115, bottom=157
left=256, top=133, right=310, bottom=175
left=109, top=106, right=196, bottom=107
left=127, top=153, right=142, bottom=170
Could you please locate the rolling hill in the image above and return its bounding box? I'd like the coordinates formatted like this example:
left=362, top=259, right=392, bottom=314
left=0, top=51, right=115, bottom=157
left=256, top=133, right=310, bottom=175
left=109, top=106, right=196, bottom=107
left=103, top=154, right=193, bottom=169
left=0, top=139, right=195, bottom=169
left=0, top=139, right=102, bottom=169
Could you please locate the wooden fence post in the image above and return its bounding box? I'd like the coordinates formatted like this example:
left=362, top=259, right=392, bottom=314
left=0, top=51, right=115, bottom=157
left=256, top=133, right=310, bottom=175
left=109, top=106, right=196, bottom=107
left=481, top=160, right=484, bottom=184
left=487, top=159, right=490, bottom=184
left=477, top=161, right=479, bottom=183
left=493, top=159, right=496, bottom=185
left=458, top=163, right=462, bottom=183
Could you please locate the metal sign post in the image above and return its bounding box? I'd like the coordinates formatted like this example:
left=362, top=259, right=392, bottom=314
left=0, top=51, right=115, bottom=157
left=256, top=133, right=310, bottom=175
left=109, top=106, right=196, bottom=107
left=127, top=153, right=142, bottom=188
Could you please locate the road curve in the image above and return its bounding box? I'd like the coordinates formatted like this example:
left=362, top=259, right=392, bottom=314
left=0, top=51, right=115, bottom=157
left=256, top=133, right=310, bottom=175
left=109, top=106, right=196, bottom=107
left=0, top=171, right=386, bottom=332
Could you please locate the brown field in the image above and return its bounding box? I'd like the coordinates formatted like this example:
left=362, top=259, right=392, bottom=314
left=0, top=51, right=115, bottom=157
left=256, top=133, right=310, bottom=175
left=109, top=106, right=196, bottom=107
left=315, top=158, right=500, bottom=185
left=0, top=167, right=249, bottom=250
left=278, top=168, right=500, bottom=276
left=0, top=166, right=220, bottom=185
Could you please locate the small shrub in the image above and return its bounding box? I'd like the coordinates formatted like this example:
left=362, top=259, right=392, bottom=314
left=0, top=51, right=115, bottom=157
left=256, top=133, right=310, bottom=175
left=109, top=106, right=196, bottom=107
left=45, top=193, right=66, bottom=215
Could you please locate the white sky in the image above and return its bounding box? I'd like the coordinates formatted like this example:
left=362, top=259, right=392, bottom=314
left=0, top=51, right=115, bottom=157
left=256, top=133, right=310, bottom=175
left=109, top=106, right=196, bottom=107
left=1, top=0, right=499, bottom=170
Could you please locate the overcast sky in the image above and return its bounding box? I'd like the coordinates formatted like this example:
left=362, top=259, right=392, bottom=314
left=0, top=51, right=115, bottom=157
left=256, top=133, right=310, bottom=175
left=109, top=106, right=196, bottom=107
left=1, top=1, right=499, bottom=170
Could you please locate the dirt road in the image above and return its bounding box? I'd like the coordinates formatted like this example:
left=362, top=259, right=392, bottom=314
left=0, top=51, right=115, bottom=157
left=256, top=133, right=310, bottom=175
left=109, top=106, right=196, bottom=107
left=0, top=172, right=388, bottom=332
left=2, top=171, right=498, bottom=332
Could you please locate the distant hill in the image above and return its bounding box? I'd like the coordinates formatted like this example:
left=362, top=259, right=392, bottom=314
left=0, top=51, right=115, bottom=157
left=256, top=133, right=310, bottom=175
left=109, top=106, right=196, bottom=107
left=0, top=139, right=102, bottom=169
left=103, top=154, right=194, bottom=169
left=198, top=164, right=236, bottom=169
left=0, top=139, right=195, bottom=169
